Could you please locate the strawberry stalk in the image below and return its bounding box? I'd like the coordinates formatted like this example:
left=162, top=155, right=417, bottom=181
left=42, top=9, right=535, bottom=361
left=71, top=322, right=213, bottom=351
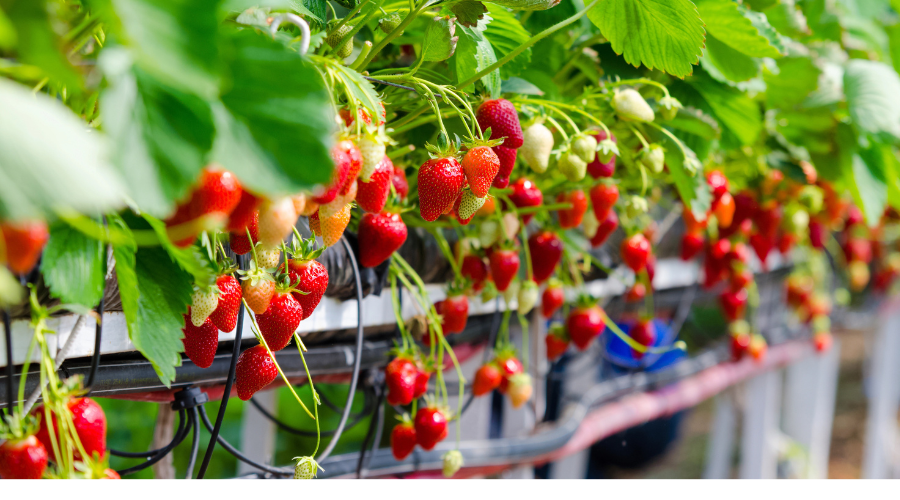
left=638, top=268, right=654, bottom=319
left=430, top=228, right=462, bottom=278
left=520, top=225, right=534, bottom=282
left=293, top=333, right=322, bottom=457
left=242, top=298, right=315, bottom=420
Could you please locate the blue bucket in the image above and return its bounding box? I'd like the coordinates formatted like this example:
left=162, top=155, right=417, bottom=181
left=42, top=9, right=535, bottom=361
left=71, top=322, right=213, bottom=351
left=601, top=319, right=685, bottom=372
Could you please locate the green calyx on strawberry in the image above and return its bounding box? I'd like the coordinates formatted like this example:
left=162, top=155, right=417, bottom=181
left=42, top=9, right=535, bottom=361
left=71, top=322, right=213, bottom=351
left=658, top=96, right=683, bottom=121
left=595, top=135, right=620, bottom=165
left=292, top=456, right=322, bottom=480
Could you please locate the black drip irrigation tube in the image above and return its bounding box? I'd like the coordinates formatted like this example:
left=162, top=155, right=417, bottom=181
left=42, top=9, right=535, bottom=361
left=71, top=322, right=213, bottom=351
left=196, top=254, right=247, bottom=479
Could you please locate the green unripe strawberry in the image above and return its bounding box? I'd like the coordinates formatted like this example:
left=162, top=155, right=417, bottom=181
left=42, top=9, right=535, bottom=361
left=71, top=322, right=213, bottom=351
left=458, top=190, right=487, bottom=220
left=326, top=23, right=354, bottom=58
left=442, top=450, right=464, bottom=478
left=559, top=151, right=587, bottom=181
left=612, top=88, right=655, bottom=122
left=640, top=144, right=665, bottom=173
left=293, top=456, right=320, bottom=479
left=571, top=134, right=597, bottom=163
left=517, top=279, right=539, bottom=315
left=379, top=12, right=402, bottom=33
left=658, top=96, right=683, bottom=121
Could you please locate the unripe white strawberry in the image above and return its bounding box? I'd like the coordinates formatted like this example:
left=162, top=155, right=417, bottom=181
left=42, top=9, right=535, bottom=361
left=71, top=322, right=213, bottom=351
left=442, top=450, right=463, bottom=478
left=612, top=88, right=655, bottom=122
left=571, top=134, right=597, bottom=163
left=358, top=132, right=387, bottom=181
left=559, top=151, right=587, bottom=181
left=658, top=96, right=683, bottom=121
left=458, top=190, right=487, bottom=220
left=258, top=197, right=298, bottom=247
left=520, top=123, right=554, bottom=173
left=257, top=245, right=282, bottom=269
left=583, top=208, right=599, bottom=238
left=517, top=279, right=539, bottom=314
left=502, top=279, right=520, bottom=305
left=191, top=289, right=218, bottom=327
left=640, top=144, right=665, bottom=173
left=479, top=220, right=501, bottom=248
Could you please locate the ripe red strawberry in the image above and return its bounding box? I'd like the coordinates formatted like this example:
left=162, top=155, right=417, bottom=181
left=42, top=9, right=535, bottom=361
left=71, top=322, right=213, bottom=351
left=621, top=234, right=651, bottom=273
left=392, top=165, right=409, bottom=199
left=626, top=283, right=646, bottom=303
left=462, top=146, right=500, bottom=198
left=1, top=221, right=49, bottom=275
left=339, top=139, right=364, bottom=183
left=0, top=435, right=47, bottom=479
left=357, top=156, right=393, bottom=213
left=418, top=157, right=465, bottom=222
left=528, top=231, right=563, bottom=283
left=591, top=210, right=618, bottom=248
left=182, top=311, right=219, bottom=368
left=541, top=283, right=565, bottom=318
left=590, top=183, right=619, bottom=221
left=496, top=355, right=523, bottom=393
left=731, top=332, right=751, bottom=361
left=587, top=130, right=616, bottom=178
left=749, top=232, right=775, bottom=268
left=235, top=345, right=278, bottom=400
left=755, top=203, right=783, bottom=238
left=545, top=327, right=569, bottom=360
left=208, top=275, right=241, bottom=332
left=508, top=178, right=543, bottom=224
left=226, top=190, right=261, bottom=233
left=720, top=191, right=758, bottom=238
left=557, top=190, right=588, bottom=229
left=814, top=332, right=833, bottom=353
left=229, top=211, right=259, bottom=255
left=413, top=368, right=431, bottom=399
left=720, top=288, right=748, bottom=321
left=36, top=397, right=106, bottom=462
left=845, top=238, right=873, bottom=264
left=730, top=268, right=754, bottom=290
left=391, top=422, right=417, bottom=460
left=809, top=219, right=826, bottom=249
left=414, top=407, right=448, bottom=450
left=386, top=357, right=418, bottom=406
left=786, top=275, right=814, bottom=307
left=189, top=168, right=242, bottom=219
left=313, top=143, right=352, bottom=204
left=706, top=170, right=729, bottom=201
left=566, top=305, right=605, bottom=350
left=681, top=232, right=704, bottom=261
left=727, top=242, right=751, bottom=264
left=358, top=211, right=408, bottom=268
left=491, top=145, right=517, bottom=188
left=256, top=291, right=303, bottom=351
left=283, top=259, right=328, bottom=320
left=435, top=293, right=468, bottom=334
left=630, top=320, right=656, bottom=359
left=489, top=248, right=520, bottom=292
left=477, top=99, right=523, bottom=148
left=472, top=363, right=502, bottom=396
left=461, top=255, right=489, bottom=292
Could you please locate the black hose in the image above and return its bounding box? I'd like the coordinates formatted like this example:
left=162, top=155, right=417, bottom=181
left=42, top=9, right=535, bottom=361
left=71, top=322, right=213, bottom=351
left=248, top=386, right=375, bottom=437
left=196, top=254, right=247, bottom=479
left=85, top=292, right=105, bottom=393
left=355, top=382, right=385, bottom=478
left=3, top=309, right=12, bottom=413
left=185, top=407, right=201, bottom=479
left=316, top=236, right=365, bottom=462
left=110, top=408, right=188, bottom=458
left=197, top=405, right=291, bottom=476
left=115, top=409, right=191, bottom=476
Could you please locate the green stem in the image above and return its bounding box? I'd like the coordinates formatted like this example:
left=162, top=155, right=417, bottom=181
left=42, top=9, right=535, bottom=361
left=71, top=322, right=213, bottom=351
left=358, top=2, right=429, bottom=70
left=294, top=333, right=321, bottom=456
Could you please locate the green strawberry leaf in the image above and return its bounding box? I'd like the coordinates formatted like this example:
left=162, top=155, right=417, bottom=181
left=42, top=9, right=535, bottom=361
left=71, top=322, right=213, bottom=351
left=100, top=50, right=216, bottom=218
left=484, top=5, right=532, bottom=80
left=143, top=214, right=217, bottom=288
left=665, top=106, right=721, bottom=140
left=587, top=0, right=705, bottom=79
left=40, top=222, right=107, bottom=309
left=456, top=20, right=501, bottom=97
left=701, top=36, right=760, bottom=83
left=0, top=79, right=126, bottom=221
left=422, top=16, right=459, bottom=62
left=764, top=56, right=821, bottom=109
left=851, top=145, right=889, bottom=227
left=695, top=0, right=783, bottom=59
left=104, top=0, right=221, bottom=99
left=844, top=59, right=900, bottom=141
left=452, top=1, right=488, bottom=28
left=111, top=214, right=190, bottom=387
left=213, top=29, right=336, bottom=196
left=689, top=74, right=762, bottom=146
